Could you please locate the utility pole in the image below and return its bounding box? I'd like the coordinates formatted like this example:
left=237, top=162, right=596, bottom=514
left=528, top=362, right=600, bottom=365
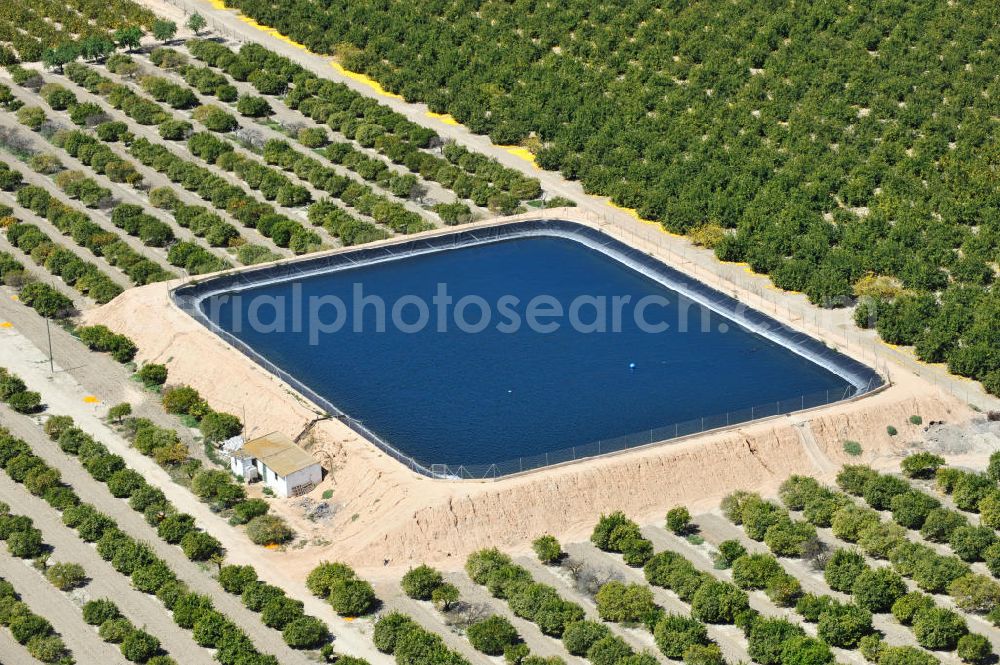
left=45, top=317, right=54, bottom=374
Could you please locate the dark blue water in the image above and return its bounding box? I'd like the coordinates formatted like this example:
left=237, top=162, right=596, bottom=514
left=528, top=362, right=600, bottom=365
left=204, top=237, right=852, bottom=468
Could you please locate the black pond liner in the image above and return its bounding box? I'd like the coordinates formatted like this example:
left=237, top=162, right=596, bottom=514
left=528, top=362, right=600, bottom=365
left=172, top=219, right=884, bottom=479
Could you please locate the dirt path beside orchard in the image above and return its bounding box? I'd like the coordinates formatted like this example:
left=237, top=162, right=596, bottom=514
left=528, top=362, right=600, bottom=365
left=0, top=314, right=392, bottom=663
left=0, top=290, right=209, bottom=464
left=0, top=471, right=212, bottom=664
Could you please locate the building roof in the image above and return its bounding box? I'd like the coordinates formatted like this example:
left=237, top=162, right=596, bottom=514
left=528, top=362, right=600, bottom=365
left=238, top=432, right=319, bottom=477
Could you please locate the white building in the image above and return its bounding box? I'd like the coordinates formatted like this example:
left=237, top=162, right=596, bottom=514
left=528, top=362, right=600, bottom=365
left=229, top=431, right=322, bottom=498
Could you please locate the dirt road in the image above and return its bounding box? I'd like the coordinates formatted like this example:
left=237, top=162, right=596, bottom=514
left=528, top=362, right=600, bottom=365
left=0, top=315, right=391, bottom=663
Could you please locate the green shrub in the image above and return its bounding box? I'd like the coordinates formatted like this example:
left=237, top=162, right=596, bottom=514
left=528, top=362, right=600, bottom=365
left=198, top=410, right=242, bottom=443
left=778, top=476, right=824, bottom=511
left=764, top=573, right=802, bottom=608
left=863, top=474, right=911, bottom=510
left=843, top=440, right=863, bottom=456
left=136, top=363, right=168, bottom=387
left=780, top=635, right=833, bottom=665
left=245, top=514, right=293, bottom=545
left=431, top=583, right=458, bottom=611
left=831, top=505, right=880, bottom=542
left=857, top=522, right=907, bottom=560
left=851, top=568, right=907, bottom=613
left=953, top=473, right=996, bottom=512
left=878, top=646, right=938, bottom=665
left=764, top=519, right=817, bottom=557
left=816, top=603, right=872, bottom=648
left=653, top=614, right=709, bottom=659
left=890, top=490, right=940, bottom=529
left=372, top=612, right=416, bottom=653
left=901, top=453, right=943, bottom=478
left=886, top=426, right=897, bottom=436
left=824, top=549, right=869, bottom=592
left=795, top=594, right=839, bottom=623
left=682, top=643, right=726, bottom=665
left=587, top=636, right=634, bottom=665
left=466, top=615, right=518, bottom=655
left=920, top=508, right=968, bottom=543
left=45, top=562, right=86, bottom=590
left=912, top=606, right=967, bottom=650
left=714, top=540, right=746, bottom=569
left=949, top=526, right=997, bottom=562
left=666, top=506, right=691, bottom=534
left=108, top=403, right=132, bottom=423
left=595, top=581, right=657, bottom=624
left=561, top=620, right=610, bottom=656
left=282, top=615, right=329, bottom=649
left=120, top=629, right=160, bottom=662
left=591, top=512, right=638, bottom=551
left=620, top=537, right=654, bottom=567
left=948, top=574, right=1000, bottom=615
left=912, top=552, right=970, bottom=593
left=690, top=580, right=748, bottom=624
left=306, top=561, right=356, bottom=597
left=747, top=617, right=804, bottom=665
left=740, top=496, right=784, bottom=541
left=532, top=534, right=562, bottom=564
left=328, top=577, right=376, bottom=616
left=837, top=465, right=878, bottom=495
left=732, top=553, right=783, bottom=590
left=400, top=564, right=443, bottom=600
left=956, top=634, right=992, bottom=665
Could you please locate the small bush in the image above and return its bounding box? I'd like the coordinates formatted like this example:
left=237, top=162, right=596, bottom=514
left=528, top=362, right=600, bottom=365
left=45, top=562, right=86, bottom=590
left=136, top=364, right=168, bottom=388
left=245, top=514, right=293, bottom=545
left=466, top=615, right=518, bottom=655
left=852, top=568, right=907, bottom=613
left=714, top=540, right=746, bottom=569
left=431, top=583, right=459, bottom=611
left=843, top=440, right=863, bottom=456
left=595, top=581, right=657, bottom=624
left=817, top=603, right=872, bottom=648
left=532, top=534, right=562, bottom=564
left=824, top=549, right=869, bottom=592
left=400, top=565, right=443, bottom=601
left=912, top=606, right=967, bottom=650
left=956, top=634, right=992, bottom=665
left=666, top=506, right=691, bottom=534
left=562, top=620, right=610, bottom=656
left=653, top=614, right=709, bottom=659
left=886, top=426, right=897, bottom=436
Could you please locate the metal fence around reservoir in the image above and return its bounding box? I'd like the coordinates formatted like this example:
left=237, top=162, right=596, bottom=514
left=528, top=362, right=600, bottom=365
left=417, top=383, right=866, bottom=480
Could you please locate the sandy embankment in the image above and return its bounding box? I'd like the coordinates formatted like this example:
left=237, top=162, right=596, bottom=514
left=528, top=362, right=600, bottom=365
left=86, top=215, right=974, bottom=576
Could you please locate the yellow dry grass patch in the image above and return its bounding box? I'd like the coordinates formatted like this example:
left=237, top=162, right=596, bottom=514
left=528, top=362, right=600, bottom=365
left=497, top=145, right=539, bottom=168
left=331, top=63, right=403, bottom=99
left=425, top=111, right=460, bottom=126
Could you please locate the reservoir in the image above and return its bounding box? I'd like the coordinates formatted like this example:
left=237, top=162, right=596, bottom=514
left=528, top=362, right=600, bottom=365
left=182, top=222, right=878, bottom=477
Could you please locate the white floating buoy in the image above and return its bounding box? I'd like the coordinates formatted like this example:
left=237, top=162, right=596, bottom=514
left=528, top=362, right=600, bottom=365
left=629, top=362, right=636, bottom=370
